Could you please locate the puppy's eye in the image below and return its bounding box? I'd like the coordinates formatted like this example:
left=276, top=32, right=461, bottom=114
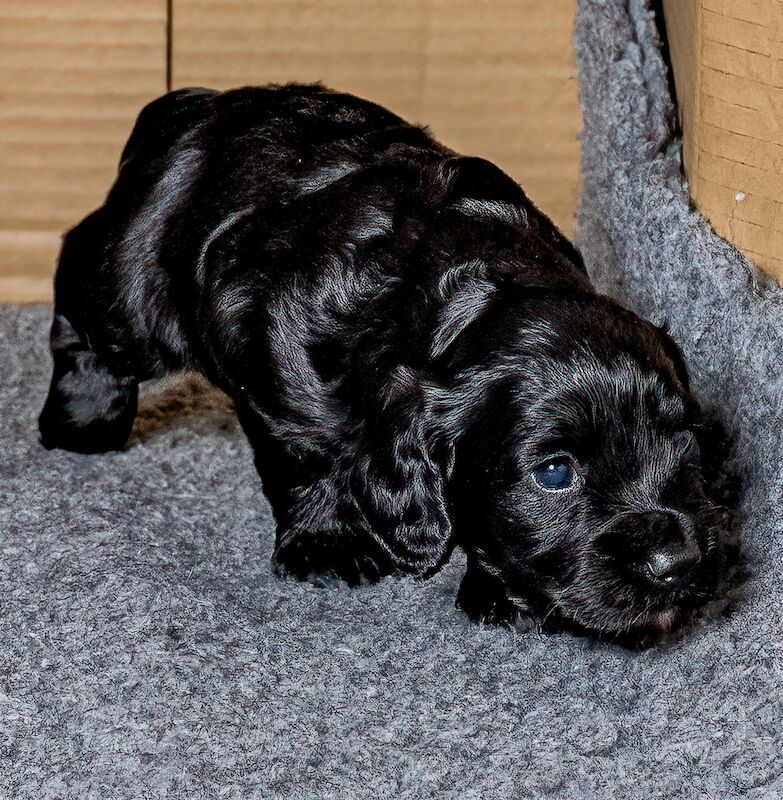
left=532, top=457, right=576, bottom=491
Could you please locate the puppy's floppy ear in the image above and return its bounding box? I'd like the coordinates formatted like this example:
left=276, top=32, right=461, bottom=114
left=430, top=155, right=588, bottom=271
left=350, top=365, right=453, bottom=577
left=693, top=407, right=742, bottom=512
left=434, top=155, right=527, bottom=206
left=430, top=260, right=497, bottom=360
left=655, top=320, right=693, bottom=392
left=655, top=325, right=738, bottom=504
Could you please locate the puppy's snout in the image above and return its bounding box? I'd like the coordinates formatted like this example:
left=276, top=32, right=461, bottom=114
left=597, top=510, right=702, bottom=589
left=639, top=511, right=701, bottom=589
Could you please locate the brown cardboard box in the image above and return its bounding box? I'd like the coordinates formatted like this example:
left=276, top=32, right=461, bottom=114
left=663, top=0, right=783, bottom=284
left=0, top=1, right=580, bottom=302
left=172, top=0, right=581, bottom=236
left=0, top=0, right=166, bottom=302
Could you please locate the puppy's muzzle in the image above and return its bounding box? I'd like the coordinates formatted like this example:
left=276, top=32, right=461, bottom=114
left=599, top=510, right=702, bottom=591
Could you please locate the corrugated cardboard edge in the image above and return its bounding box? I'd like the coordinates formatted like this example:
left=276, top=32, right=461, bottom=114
left=663, top=0, right=783, bottom=284
left=663, top=0, right=702, bottom=199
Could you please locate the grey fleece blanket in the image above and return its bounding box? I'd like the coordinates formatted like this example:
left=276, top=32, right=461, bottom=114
left=2, top=0, right=782, bottom=797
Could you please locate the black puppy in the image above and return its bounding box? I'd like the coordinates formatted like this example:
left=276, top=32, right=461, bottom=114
left=39, top=84, right=741, bottom=646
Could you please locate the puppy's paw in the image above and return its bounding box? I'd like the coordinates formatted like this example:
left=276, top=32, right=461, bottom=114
left=272, top=528, right=394, bottom=588
left=456, top=563, right=520, bottom=626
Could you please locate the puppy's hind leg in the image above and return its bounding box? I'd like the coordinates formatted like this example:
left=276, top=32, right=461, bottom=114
left=39, top=313, right=139, bottom=454
left=39, top=212, right=140, bottom=454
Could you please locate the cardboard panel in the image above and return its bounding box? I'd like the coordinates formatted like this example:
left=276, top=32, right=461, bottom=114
left=0, top=0, right=167, bottom=302
left=660, top=0, right=701, bottom=200
left=172, top=0, right=581, bottom=236
left=663, top=0, right=783, bottom=283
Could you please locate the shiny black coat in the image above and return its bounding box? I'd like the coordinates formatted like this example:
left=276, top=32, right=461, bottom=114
left=39, top=85, right=740, bottom=646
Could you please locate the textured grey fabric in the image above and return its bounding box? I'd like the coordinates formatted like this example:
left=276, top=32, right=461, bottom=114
left=2, top=1, right=782, bottom=797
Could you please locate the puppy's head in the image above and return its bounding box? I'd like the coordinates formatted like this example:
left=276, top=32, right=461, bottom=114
left=443, top=291, right=743, bottom=647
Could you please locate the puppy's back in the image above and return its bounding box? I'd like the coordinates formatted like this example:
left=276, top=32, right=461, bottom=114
left=99, top=83, right=447, bottom=293
left=56, top=84, right=586, bottom=385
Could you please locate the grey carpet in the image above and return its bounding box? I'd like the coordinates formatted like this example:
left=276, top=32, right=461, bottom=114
left=2, top=0, right=782, bottom=797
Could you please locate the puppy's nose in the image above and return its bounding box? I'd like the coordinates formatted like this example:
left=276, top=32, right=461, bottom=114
left=645, top=544, right=701, bottom=587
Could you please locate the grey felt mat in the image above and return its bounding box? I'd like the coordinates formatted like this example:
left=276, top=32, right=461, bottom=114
left=2, top=1, right=782, bottom=797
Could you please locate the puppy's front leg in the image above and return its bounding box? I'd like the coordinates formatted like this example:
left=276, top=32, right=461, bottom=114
left=232, top=396, right=394, bottom=587
left=456, top=556, right=530, bottom=626
left=271, top=465, right=395, bottom=588
left=234, top=365, right=453, bottom=586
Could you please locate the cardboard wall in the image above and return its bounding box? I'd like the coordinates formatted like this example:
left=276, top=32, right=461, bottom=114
left=663, top=0, right=783, bottom=284
left=0, top=1, right=581, bottom=302
left=0, top=0, right=167, bottom=302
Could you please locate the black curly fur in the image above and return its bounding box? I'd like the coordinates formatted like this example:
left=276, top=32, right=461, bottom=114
left=38, top=84, right=742, bottom=646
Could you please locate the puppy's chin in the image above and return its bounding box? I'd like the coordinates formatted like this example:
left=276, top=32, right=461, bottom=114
left=542, top=557, right=745, bottom=649
left=547, top=594, right=694, bottom=648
